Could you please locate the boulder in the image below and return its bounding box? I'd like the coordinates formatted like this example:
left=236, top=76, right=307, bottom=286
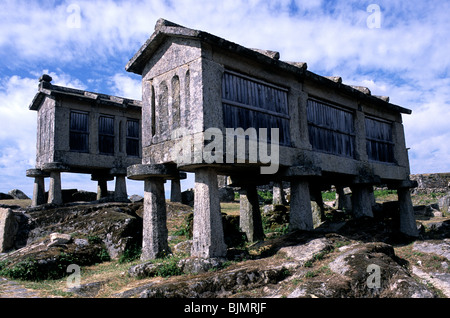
left=72, top=190, right=97, bottom=202
left=438, top=195, right=450, bottom=213
left=0, top=208, right=18, bottom=252
left=181, top=189, right=194, bottom=206
left=24, top=202, right=143, bottom=260
left=178, top=257, right=226, bottom=274
left=218, top=187, right=235, bottom=202
left=8, top=189, right=29, bottom=200
left=129, top=194, right=144, bottom=203
left=278, top=237, right=332, bottom=266
left=128, top=262, right=161, bottom=278
left=47, top=233, right=72, bottom=247
left=0, top=236, right=109, bottom=281
left=0, top=193, right=14, bottom=200
left=327, top=242, right=435, bottom=298
left=412, top=239, right=450, bottom=261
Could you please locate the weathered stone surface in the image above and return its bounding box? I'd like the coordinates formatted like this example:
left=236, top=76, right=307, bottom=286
left=181, top=189, right=194, bottom=206
left=128, top=261, right=161, bottom=278
left=129, top=194, right=144, bottom=203
left=141, top=178, right=170, bottom=260
left=8, top=189, right=30, bottom=200
left=23, top=202, right=143, bottom=260
left=72, top=190, right=97, bottom=202
left=0, top=193, right=14, bottom=200
left=412, top=239, right=450, bottom=261
left=65, top=280, right=107, bottom=297
left=47, top=232, right=72, bottom=247
left=439, top=195, right=450, bottom=213
left=191, top=168, right=227, bottom=258
left=218, top=187, right=235, bottom=202
left=410, top=173, right=450, bottom=194
left=239, top=186, right=264, bottom=242
left=278, top=238, right=332, bottom=266
left=172, top=240, right=192, bottom=255
left=327, top=242, right=435, bottom=298
left=178, top=257, right=226, bottom=274
left=0, top=208, right=18, bottom=252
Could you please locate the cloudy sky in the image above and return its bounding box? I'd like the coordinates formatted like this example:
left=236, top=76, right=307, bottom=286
left=0, top=0, right=449, bottom=197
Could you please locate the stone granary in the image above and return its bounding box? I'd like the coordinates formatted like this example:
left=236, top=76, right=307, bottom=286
left=126, top=18, right=418, bottom=260
left=26, top=75, right=142, bottom=206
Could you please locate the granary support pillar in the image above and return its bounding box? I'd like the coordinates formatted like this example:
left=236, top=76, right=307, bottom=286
left=170, top=172, right=187, bottom=203
left=92, top=173, right=114, bottom=200
left=111, top=168, right=128, bottom=202
left=48, top=171, right=62, bottom=205
left=191, top=167, right=227, bottom=259
left=289, top=178, right=313, bottom=231
left=142, top=177, right=170, bottom=260
left=350, top=184, right=374, bottom=218
left=41, top=163, right=69, bottom=205
left=239, top=185, right=264, bottom=242
left=26, top=169, right=49, bottom=206
left=397, top=188, right=419, bottom=237
left=127, top=164, right=178, bottom=260
left=389, top=179, right=419, bottom=237
left=273, top=181, right=288, bottom=205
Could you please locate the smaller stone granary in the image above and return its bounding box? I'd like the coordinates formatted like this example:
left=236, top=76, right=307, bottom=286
left=126, top=19, right=419, bottom=261
left=26, top=75, right=142, bottom=206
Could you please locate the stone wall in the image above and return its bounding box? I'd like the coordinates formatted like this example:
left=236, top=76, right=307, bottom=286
left=410, top=173, right=450, bottom=194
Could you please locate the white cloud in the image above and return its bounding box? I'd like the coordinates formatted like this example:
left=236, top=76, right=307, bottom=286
left=109, top=73, right=142, bottom=100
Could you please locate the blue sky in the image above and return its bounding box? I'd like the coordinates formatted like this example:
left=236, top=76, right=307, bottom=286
left=0, top=0, right=449, bottom=197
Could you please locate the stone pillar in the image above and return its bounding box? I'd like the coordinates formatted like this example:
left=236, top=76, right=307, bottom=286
left=26, top=169, right=49, bottom=207
left=310, top=186, right=325, bottom=221
left=191, top=167, right=227, bottom=259
left=351, top=184, right=374, bottom=218
left=240, top=185, right=264, bottom=242
left=273, top=182, right=287, bottom=205
left=48, top=171, right=62, bottom=205
left=92, top=173, right=113, bottom=200
left=289, top=179, right=313, bottom=231
left=397, top=188, right=419, bottom=237
left=336, top=186, right=352, bottom=211
left=97, top=179, right=108, bottom=200
left=114, top=175, right=128, bottom=202
left=141, top=177, right=170, bottom=260
left=170, top=179, right=182, bottom=202
left=33, top=177, right=46, bottom=206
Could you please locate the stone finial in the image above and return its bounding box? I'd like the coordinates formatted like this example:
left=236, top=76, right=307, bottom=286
left=39, top=74, right=52, bottom=83
left=285, top=61, right=308, bottom=71
left=325, top=76, right=343, bottom=84
left=250, top=48, right=280, bottom=60
left=350, top=85, right=371, bottom=95
left=154, top=18, right=183, bottom=31
left=374, top=95, right=390, bottom=102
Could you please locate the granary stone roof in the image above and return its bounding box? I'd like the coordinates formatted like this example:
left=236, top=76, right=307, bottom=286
left=29, top=74, right=142, bottom=111
left=126, top=18, right=411, bottom=115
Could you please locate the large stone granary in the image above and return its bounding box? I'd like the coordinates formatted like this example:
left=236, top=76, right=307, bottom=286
left=126, top=19, right=418, bottom=260
left=26, top=75, right=142, bottom=206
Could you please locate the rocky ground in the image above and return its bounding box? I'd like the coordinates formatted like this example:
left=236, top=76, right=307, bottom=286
left=0, top=192, right=449, bottom=298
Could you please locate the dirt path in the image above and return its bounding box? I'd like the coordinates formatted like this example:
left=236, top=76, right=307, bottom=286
left=0, top=277, right=43, bottom=298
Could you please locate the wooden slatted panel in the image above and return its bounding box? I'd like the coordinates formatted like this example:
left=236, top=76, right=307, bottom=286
left=365, top=117, right=395, bottom=163
left=126, top=119, right=140, bottom=157
left=307, top=99, right=355, bottom=158
left=222, top=71, right=290, bottom=146
left=69, top=111, right=89, bottom=153
left=99, top=115, right=114, bottom=155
